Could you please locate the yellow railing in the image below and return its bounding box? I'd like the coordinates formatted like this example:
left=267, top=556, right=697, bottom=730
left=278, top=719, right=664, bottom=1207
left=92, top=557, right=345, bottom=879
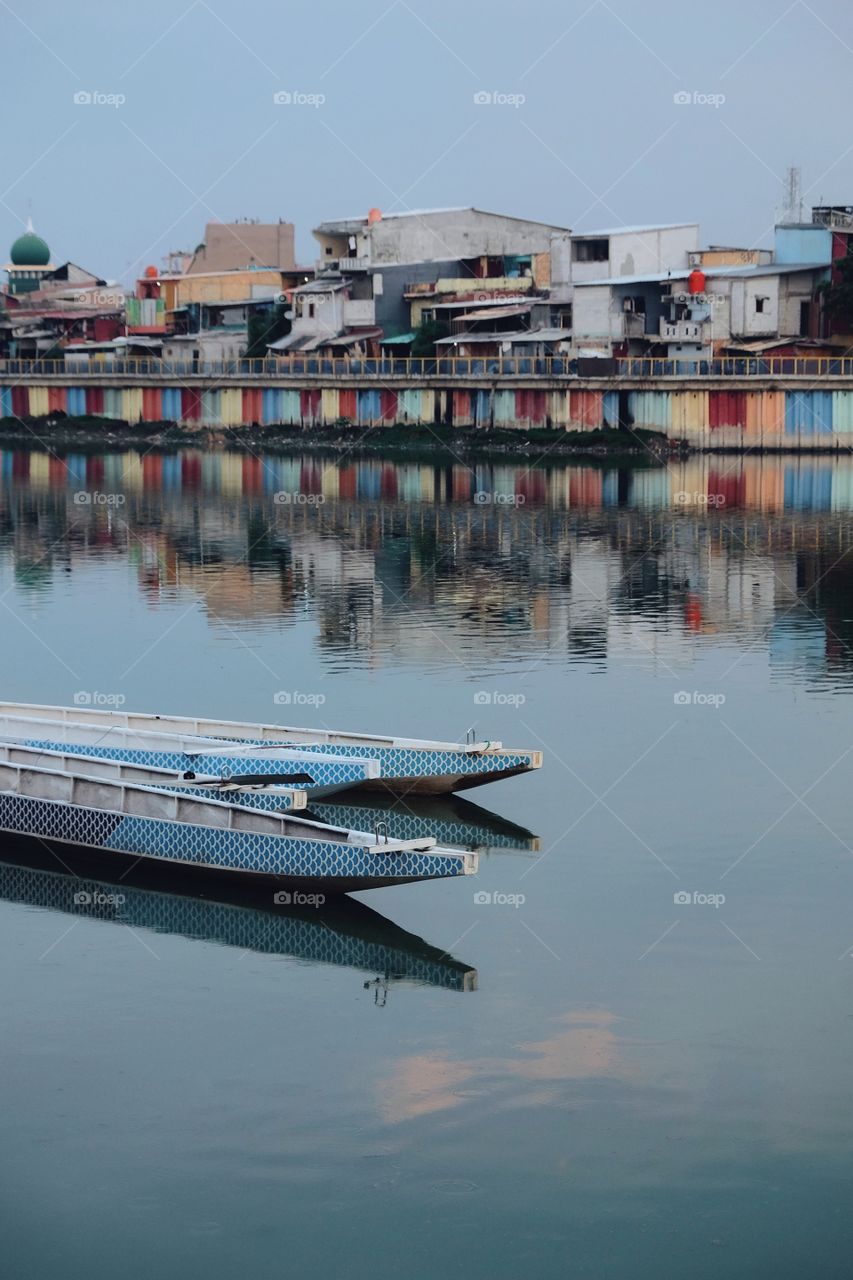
left=0, top=355, right=852, bottom=380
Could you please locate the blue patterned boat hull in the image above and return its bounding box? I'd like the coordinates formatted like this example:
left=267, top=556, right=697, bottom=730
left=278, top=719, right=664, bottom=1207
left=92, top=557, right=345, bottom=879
left=0, top=791, right=476, bottom=892
left=185, top=741, right=542, bottom=794
left=22, top=740, right=376, bottom=799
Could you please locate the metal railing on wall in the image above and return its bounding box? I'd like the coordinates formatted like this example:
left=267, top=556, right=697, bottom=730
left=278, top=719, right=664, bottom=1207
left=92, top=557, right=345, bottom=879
left=1, top=356, right=852, bottom=380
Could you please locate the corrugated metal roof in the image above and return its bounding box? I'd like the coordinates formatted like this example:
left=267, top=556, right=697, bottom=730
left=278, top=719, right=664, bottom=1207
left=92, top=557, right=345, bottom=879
left=316, top=207, right=570, bottom=231
left=433, top=296, right=533, bottom=311
left=575, top=262, right=828, bottom=288
left=455, top=303, right=533, bottom=321
left=574, top=223, right=698, bottom=236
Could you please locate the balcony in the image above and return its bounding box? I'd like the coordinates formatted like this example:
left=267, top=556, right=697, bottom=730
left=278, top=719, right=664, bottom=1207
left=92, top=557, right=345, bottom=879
left=660, top=319, right=711, bottom=342
left=314, top=256, right=371, bottom=274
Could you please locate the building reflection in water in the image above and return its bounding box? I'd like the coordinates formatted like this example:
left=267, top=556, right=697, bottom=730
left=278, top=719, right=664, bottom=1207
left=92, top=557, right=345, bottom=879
left=1, top=448, right=852, bottom=677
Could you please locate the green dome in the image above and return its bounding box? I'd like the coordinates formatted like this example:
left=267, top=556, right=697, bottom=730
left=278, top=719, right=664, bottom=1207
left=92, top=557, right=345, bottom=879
left=10, top=223, right=50, bottom=266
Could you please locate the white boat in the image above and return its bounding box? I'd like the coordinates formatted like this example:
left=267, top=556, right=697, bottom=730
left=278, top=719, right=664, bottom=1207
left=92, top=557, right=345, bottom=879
left=0, top=741, right=308, bottom=810
left=0, top=712, right=381, bottom=799
left=0, top=755, right=477, bottom=893
left=0, top=702, right=543, bottom=794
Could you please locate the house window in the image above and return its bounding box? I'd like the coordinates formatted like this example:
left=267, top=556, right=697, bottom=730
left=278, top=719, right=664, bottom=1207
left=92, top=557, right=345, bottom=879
left=308, top=303, right=316, bottom=319
left=755, top=296, right=768, bottom=314
left=572, top=238, right=609, bottom=263
left=325, top=246, right=334, bottom=256
left=799, top=300, right=811, bottom=336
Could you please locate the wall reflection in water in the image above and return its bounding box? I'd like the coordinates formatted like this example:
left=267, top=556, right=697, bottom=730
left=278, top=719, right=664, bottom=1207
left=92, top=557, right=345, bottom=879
left=2, top=448, right=853, bottom=679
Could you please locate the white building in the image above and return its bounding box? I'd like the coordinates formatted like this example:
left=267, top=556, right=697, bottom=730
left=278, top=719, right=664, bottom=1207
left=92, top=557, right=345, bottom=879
left=567, top=224, right=699, bottom=285
left=313, top=207, right=569, bottom=270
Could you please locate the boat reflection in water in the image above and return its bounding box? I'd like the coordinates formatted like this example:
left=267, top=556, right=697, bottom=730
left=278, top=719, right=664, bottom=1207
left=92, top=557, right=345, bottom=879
left=307, top=792, right=540, bottom=854
left=0, top=841, right=477, bottom=997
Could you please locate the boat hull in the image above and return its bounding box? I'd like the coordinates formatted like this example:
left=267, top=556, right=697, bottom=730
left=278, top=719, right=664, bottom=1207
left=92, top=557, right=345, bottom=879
left=20, top=739, right=379, bottom=799
left=0, top=703, right=542, bottom=795
left=0, top=791, right=476, bottom=894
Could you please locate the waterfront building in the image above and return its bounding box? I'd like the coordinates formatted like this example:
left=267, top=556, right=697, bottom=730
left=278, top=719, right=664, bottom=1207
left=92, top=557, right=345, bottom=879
left=310, top=207, right=570, bottom=343
left=0, top=224, right=123, bottom=357
left=186, top=219, right=297, bottom=273
left=3, top=220, right=53, bottom=295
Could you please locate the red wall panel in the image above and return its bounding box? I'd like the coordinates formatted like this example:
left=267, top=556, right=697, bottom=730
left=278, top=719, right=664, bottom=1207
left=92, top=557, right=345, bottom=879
left=338, top=389, right=357, bottom=420
left=181, top=389, right=202, bottom=422
left=86, top=387, right=104, bottom=415
left=709, top=390, right=747, bottom=429
left=142, top=387, right=162, bottom=421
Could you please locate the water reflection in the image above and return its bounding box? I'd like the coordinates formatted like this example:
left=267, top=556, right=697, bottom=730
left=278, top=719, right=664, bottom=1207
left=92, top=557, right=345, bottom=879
left=0, top=841, right=477, bottom=995
left=380, top=1012, right=627, bottom=1124
left=308, top=793, right=540, bottom=853
left=2, top=448, right=853, bottom=680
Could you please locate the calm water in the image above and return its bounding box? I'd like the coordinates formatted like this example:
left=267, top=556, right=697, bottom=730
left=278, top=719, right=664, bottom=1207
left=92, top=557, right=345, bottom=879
left=2, top=445, right=853, bottom=1278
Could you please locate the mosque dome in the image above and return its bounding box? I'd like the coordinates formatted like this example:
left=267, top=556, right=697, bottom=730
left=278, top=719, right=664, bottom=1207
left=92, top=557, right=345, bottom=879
left=10, top=220, right=50, bottom=266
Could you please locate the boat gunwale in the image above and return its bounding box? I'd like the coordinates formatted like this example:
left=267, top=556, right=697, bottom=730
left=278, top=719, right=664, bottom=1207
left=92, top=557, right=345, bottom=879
left=0, top=701, right=542, bottom=765
left=0, top=741, right=308, bottom=808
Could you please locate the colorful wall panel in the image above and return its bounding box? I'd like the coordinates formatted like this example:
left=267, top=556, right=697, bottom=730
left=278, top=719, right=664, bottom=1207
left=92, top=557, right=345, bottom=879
left=832, top=391, right=853, bottom=434
left=568, top=389, right=603, bottom=429
left=301, top=389, right=321, bottom=425
left=628, top=390, right=670, bottom=430
left=321, top=388, right=339, bottom=424
left=161, top=386, right=182, bottom=421
left=28, top=386, right=49, bottom=417
left=357, top=389, right=381, bottom=425
left=242, top=387, right=262, bottom=424
left=493, top=389, right=516, bottom=426
left=709, top=390, right=747, bottom=429
left=103, top=388, right=123, bottom=420
left=785, top=390, right=833, bottom=435
left=142, top=387, right=162, bottom=421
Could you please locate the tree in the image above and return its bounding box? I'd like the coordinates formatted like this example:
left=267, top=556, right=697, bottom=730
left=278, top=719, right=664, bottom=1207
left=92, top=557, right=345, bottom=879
left=245, top=303, right=292, bottom=358
left=410, top=318, right=444, bottom=358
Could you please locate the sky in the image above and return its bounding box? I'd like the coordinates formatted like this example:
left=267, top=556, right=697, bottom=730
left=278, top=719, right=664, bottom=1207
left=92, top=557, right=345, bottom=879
left=1, top=0, right=851, bottom=284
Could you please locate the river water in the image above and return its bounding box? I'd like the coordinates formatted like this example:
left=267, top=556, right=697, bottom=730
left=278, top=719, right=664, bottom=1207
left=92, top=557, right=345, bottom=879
left=1, top=445, right=852, bottom=1278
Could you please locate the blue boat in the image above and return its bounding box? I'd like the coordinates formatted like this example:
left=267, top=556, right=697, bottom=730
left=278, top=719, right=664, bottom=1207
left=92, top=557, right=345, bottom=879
left=0, top=702, right=543, bottom=795
left=0, top=740, right=309, bottom=811
left=0, top=756, right=477, bottom=893
left=0, top=713, right=381, bottom=798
